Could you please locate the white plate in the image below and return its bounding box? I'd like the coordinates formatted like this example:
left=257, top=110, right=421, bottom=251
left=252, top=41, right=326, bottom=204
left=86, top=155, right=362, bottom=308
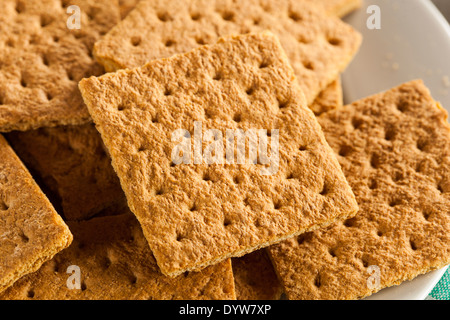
left=342, top=0, right=449, bottom=300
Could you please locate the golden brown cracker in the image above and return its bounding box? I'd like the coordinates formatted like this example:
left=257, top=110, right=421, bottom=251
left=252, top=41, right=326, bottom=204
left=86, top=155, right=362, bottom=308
left=231, top=80, right=344, bottom=301
left=0, top=0, right=120, bottom=132
left=268, top=80, right=450, bottom=300
left=6, top=124, right=127, bottom=221
left=79, top=32, right=358, bottom=277
left=0, top=213, right=236, bottom=300
left=93, top=0, right=361, bottom=106
left=0, top=134, right=72, bottom=293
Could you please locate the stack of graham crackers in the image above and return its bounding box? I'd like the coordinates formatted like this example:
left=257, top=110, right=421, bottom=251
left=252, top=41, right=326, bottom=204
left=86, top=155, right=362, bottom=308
left=0, top=0, right=448, bottom=300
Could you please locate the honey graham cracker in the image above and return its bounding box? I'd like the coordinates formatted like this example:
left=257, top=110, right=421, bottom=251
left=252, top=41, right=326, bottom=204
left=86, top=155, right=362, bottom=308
left=0, top=134, right=72, bottom=293
left=0, top=213, right=236, bottom=300
left=232, top=249, right=284, bottom=300
left=6, top=124, right=127, bottom=221
left=231, top=77, right=343, bottom=300
left=0, top=0, right=120, bottom=132
left=93, top=0, right=361, bottom=106
left=79, top=32, right=359, bottom=277
left=268, top=80, right=450, bottom=300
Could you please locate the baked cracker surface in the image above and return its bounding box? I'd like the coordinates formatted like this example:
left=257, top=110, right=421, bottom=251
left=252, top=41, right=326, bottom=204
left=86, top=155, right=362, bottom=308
left=268, top=80, right=450, bottom=300
left=231, top=78, right=343, bottom=300
left=0, top=213, right=236, bottom=300
left=0, top=0, right=120, bottom=132
left=0, top=135, right=72, bottom=294
left=93, top=0, right=361, bottom=106
left=79, top=32, right=358, bottom=277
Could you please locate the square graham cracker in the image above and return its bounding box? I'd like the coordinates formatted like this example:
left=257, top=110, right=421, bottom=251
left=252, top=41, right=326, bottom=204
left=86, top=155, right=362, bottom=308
left=231, top=77, right=343, bottom=300
left=93, top=0, right=361, bottom=106
left=0, top=0, right=120, bottom=132
left=79, top=32, right=358, bottom=277
left=232, top=249, right=283, bottom=300
left=0, top=134, right=72, bottom=293
left=6, top=124, right=127, bottom=221
left=268, top=80, right=450, bottom=300
left=0, top=213, right=236, bottom=300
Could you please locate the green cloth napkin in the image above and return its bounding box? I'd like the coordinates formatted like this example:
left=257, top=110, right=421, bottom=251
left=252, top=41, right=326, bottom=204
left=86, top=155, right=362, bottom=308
left=428, top=267, right=450, bottom=300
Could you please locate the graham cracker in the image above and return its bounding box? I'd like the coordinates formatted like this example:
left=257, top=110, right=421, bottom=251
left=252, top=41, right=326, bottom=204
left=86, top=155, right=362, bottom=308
left=232, top=249, right=283, bottom=300
left=311, top=0, right=362, bottom=17
left=0, top=0, right=120, bottom=132
left=268, top=80, right=450, bottom=300
left=230, top=77, right=344, bottom=301
left=0, top=134, right=72, bottom=294
left=6, top=124, right=127, bottom=221
left=79, top=32, right=358, bottom=277
left=0, top=213, right=236, bottom=300
left=310, top=78, right=343, bottom=117
left=93, top=0, right=361, bottom=106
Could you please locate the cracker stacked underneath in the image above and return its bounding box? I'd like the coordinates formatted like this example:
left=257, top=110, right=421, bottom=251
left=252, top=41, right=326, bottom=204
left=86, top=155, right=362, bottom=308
left=0, top=135, right=72, bottom=293
left=0, top=0, right=120, bottom=132
left=0, top=213, right=235, bottom=300
left=268, top=80, right=450, bottom=299
left=93, top=0, right=362, bottom=106
left=6, top=124, right=127, bottom=221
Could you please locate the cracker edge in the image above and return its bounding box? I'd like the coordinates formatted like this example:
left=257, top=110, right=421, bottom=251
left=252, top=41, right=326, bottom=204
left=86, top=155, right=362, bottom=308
left=0, top=135, right=73, bottom=293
